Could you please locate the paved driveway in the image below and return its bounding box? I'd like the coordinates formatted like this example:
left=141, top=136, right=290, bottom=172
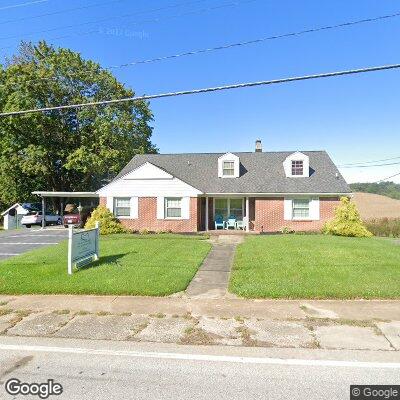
left=0, top=228, right=68, bottom=261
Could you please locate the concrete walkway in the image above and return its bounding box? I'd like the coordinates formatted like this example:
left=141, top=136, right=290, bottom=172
left=185, top=235, right=244, bottom=299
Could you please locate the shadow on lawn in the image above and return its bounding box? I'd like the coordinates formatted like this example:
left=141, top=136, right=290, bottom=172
left=76, top=253, right=130, bottom=272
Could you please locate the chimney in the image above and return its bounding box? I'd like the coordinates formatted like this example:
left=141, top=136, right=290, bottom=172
left=255, top=139, right=262, bottom=152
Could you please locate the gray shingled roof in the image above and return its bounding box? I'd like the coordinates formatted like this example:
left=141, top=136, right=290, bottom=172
left=113, top=151, right=350, bottom=194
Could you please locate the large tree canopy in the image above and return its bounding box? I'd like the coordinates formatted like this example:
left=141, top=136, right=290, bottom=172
left=0, top=41, right=156, bottom=208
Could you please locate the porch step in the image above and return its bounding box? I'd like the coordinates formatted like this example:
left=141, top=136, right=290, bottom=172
left=210, top=235, right=245, bottom=245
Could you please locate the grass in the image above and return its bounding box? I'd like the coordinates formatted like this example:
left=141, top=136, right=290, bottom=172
left=229, top=234, right=400, bottom=299
left=0, top=234, right=211, bottom=296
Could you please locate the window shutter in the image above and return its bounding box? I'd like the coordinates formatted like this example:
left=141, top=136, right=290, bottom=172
left=310, top=197, right=320, bottom=220
left=217, top=161, right=223, bottom=178
left=234, top=161, right=240, bottom=177
left=157, top=197, right=164, bottom=219
left=106, top=197, right=113, bottom=213
left=182, top=197, right=190, bottom=219
left=130, top=197, right=138, bottom=219
left=284, top=198, right=292, bottom=220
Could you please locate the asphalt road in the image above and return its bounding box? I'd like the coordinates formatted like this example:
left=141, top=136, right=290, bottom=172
left=0, top=336, right=398, bottom=400
left=0, top=228, right=68, bottom=260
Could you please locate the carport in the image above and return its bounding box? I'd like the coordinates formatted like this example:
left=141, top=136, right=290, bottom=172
left=32, top=191, right=99, bottom=229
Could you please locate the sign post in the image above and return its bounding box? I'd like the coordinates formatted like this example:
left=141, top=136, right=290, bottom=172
left=67, top=222, right=100, bottom=275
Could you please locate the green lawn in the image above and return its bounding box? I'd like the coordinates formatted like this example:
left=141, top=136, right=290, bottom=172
left=229, top=235, right=400, bottom=299
left=0, top=234, right=211, bottom=296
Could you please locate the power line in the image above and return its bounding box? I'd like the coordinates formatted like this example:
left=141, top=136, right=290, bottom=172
left=1, top=63, right=399, bottom=117
left=108, top=10, right=400, bottom=68
left=0, top=0, right=256, bottom=59
left=339, top=161, right=400, bottom=168
left=0, top=0, right=47, bottom=11
left=2, top=8, right=398, bottom=62
left=338, top=155, right=400, bottom=167
left=0, top=0, right=247, bottom=42
left=0, top=0, right=127, bottom=25
left=375, top=171, right=400, bottom=183
left=2, top=9, right=399, bottom=89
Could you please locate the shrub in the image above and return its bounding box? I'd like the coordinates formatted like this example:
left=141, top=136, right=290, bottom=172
left=84, top=205, right=127, bottom=235
left=322, top=197, right=373, bottom=238
left=281, top=226, right=294, bottom=234
left=364, top=218, right=400, bottom=237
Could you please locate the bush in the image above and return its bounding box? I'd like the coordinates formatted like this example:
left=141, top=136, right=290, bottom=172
left=322, top=197, right=373, bottom=238
left=281, top=226, right=294, bottom=234
left=84, top=205, right=127, bottom=235
left=364, top=218, right=400, bottom=237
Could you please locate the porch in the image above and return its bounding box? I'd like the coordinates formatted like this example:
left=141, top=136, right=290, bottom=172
left=198, top=196, right=255, bottom=232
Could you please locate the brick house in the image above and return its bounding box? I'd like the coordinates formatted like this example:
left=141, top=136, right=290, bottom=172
left=96, top=140, right=350, bottom=233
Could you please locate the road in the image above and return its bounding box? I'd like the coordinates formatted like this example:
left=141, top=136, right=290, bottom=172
left=0, top=228, right=68, bottom=260
left=0, top=336, right=398, bottom=400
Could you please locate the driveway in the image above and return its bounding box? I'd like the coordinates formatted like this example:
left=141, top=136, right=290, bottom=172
left=0, top=228, right=68, bottom=261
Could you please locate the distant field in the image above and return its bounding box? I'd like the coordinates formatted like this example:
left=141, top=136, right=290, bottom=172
left=352, top=192, right=400, bottom=220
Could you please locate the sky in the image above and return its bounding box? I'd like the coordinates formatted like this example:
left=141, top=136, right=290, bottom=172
left=1, top=0, right=400, bottom=183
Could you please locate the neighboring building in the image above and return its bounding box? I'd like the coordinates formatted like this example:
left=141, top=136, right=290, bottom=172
left=96, top=140, right=350, bottom=233
left=1, top=203, right=40, bottom=230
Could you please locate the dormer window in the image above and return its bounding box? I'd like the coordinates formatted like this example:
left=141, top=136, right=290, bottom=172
left=222, top=161, right=235, bottom=176
left=283, top=151, right=310, bottom=178
left=291, top=160, right=303, bottom=176
left=218, top=152, right=240, bottom=178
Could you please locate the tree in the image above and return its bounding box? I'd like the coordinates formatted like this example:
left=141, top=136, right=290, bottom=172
left=322, top=197, right=373, bottom=238
left=349, top=182, right=400, bottom=200
left=0, top=41, right=157, bottom=210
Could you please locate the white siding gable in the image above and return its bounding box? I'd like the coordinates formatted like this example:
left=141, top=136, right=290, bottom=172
left=97, top=162, right=202, bottom=198
left=283, top=152, right=310, bottom=178
left=123, top=162, right=173, bottom=180
left=218, top=152, right=240, bottom=178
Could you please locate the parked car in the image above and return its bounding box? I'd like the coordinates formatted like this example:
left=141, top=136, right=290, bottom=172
left=63, top=211, right=81, bottom=228
left=63, top=206, right=93, bottom=228
left=21, top=211, right=62, bottom=228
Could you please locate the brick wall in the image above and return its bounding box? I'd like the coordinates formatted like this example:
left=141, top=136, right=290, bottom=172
left=254, top=197, right=340, bottom=233
left=99, top=197, right=198, bottom=232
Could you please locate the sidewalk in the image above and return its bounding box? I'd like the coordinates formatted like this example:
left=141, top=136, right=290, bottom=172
left=1, top=295, right=400, bottom=320
left=0, top=295, right=399, bottom=352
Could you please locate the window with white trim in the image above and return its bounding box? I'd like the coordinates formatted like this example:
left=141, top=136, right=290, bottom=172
left=292, top=199, right=310, bottom=219
left=222, top=161, right=235, bottom=176
left=165, top=197, right=182, bottom=218
left=114, top=197, right=130, bottom=217
left=291, top=160, right=304, bottom=176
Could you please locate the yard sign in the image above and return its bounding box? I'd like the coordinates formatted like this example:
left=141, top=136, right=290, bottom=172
left=67, top=222, right=100, bottom=275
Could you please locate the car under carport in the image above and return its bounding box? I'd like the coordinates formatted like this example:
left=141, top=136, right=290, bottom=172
left=31, top=191, right=99, bottom=229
